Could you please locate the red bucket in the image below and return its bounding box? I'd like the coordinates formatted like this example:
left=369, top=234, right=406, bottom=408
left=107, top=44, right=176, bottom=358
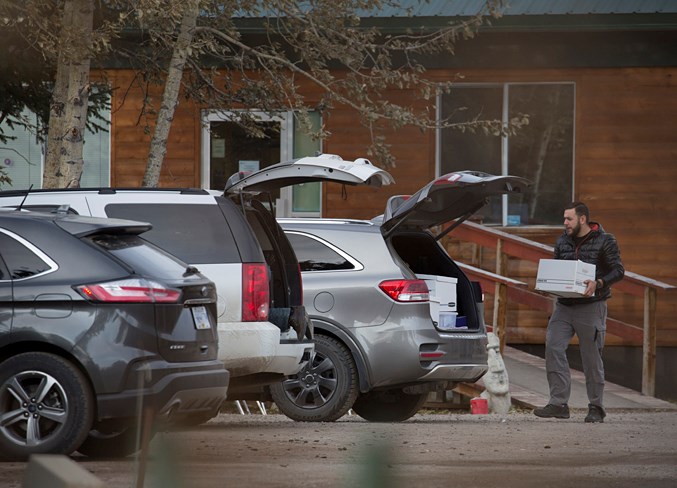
left=470, top=397, right=489, bottom=415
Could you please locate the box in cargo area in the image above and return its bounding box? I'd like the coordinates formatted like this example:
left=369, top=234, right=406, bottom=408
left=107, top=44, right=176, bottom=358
left=419, top=274, right=457, bottom=312
left=535, top=259, right=596, bottom=298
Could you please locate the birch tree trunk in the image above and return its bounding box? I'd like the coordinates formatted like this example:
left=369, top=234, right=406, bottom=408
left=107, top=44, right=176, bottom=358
left=43, top=0, right=94, bottom=189
left=142, top=1, right=199, bottom=187
left=42, top=5, right=73, bottom=188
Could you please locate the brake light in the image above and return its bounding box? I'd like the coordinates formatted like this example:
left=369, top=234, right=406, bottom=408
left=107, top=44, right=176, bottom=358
left=434, top=173, right=462, bottom=185
left=378, top=280, right=429, bottom=302
left=76, top=278, right=180, bottom=303
left=242, top=263, right=270, bottom=321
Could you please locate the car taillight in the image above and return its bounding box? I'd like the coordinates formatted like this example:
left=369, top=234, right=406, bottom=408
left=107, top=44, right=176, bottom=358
left=76, top=278, right=181, bottom=303
left=242, top=263, right=270, bottom=321
left=378, top=279, right=429, bottom=302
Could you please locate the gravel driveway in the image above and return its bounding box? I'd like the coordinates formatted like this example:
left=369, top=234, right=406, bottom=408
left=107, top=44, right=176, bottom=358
left=2, top=410, right=676, bottom=488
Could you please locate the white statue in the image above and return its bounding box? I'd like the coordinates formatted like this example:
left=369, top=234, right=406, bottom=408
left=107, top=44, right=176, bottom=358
left=480, top=332, right=511, bottom=415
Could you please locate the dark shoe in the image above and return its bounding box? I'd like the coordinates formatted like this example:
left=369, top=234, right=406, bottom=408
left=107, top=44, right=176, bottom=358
left=533, top=404, right=570, bottom=419
left=585, top=404, right=606, bottom=423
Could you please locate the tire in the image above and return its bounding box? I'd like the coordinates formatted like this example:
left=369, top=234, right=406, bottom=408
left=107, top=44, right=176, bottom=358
left=352, top=389, right=429, bottom=422
left=270, top=335, right=358, bottom=422
left=0, top=352, right=94, bottom=460
left=77, top=423, right=150, bottom=458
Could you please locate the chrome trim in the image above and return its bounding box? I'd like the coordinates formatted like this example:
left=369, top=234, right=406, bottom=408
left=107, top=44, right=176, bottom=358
left=437, top=331, right=488, bottom=339
left=0, top=228, right=59, bottom=281
left=418, top=364, right=488, bottom=381
left=283, top=230, right=364, bottom=272
left=184, top=298, right=214, bottom=306
left=278, top=218, right=373, bottom=226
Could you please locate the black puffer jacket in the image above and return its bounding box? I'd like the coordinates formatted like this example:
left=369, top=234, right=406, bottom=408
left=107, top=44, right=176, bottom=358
left=554, top=221, right=625, bottom=305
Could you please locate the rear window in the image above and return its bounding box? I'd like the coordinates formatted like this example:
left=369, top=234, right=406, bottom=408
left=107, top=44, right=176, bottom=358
left=286, top=233, right=356, bottom=272
left=0, top=231, right=54, bottom=280
left=104, top=203, right=240, bottom=264
left=88, top=234, right=189, bottom=280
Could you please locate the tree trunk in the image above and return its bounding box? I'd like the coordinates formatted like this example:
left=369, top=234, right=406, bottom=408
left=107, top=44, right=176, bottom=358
left=42, top=11, right=71, bottom=188
left=142, top=1, right=199, bottom=188
left=43, top=0, right=94, bottom=189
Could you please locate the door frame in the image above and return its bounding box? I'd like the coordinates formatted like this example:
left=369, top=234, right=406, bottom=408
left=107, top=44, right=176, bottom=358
left=200, top=110, right=293, bottom=190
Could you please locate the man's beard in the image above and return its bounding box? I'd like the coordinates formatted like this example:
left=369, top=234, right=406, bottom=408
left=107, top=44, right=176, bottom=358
left=569, top=221, right=581, bottom=237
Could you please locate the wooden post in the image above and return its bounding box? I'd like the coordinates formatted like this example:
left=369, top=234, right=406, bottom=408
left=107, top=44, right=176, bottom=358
left=472, top=241, right=481, bottom=267
left=494, top=283, right=508, bottom=353
left=493, top=239, right=509, bottom=352
left=641, top=286, right=657, bottom=396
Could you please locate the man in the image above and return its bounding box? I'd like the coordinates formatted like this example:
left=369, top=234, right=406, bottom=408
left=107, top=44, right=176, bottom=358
left=534, top=202, right=624, bottom=423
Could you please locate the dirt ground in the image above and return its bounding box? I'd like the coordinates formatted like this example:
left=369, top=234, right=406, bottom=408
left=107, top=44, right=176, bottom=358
left=1, top=409, right=676, bottom=488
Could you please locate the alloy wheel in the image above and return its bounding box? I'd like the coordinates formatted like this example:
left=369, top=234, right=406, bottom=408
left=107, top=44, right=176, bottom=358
left=0, top=370, right=69, bottom=448
left=279, top=348, right=339, bottom=408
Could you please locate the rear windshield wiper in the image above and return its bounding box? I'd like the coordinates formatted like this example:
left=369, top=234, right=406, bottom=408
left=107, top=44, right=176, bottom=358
left=183, top=265, right=200, bottom=277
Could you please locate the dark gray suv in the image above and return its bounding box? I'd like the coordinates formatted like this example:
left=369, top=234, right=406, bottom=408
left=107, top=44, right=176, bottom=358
left=0, top=210, right=229, bottom=460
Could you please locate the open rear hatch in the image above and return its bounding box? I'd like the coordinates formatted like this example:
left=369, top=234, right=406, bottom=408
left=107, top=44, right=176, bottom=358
left=223, top=153, right=394, bottom=194
left=223, top=153, right=394, bottom=339
left=380, top=171, right=530, bottom=331
left=381, top=171, right=530, bottom=238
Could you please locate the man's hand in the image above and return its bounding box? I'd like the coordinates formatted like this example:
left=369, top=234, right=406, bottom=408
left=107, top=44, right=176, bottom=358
left=583, top=279, right=597, bottom=297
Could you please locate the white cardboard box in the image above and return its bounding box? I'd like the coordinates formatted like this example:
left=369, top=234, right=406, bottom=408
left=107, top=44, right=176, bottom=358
left=535, top=259, right=596, bottom=297
left=419, top=274, right=458, bottom=328
left=419, top=274, right=457, bottom=312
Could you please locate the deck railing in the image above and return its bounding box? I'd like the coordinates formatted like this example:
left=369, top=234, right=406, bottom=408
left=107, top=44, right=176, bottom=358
left=448, top=220, right=676, bottom=397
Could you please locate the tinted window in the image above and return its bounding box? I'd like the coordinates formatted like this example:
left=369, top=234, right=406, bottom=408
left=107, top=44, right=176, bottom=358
left=245, top=211, right=274, bottom=252
left=0, top=232, right=52, bottom=279
left=88, top=234, right=189, bottom=280
left=286, top=233, right=354, bottom=272
left=0, top=254, right=7, bottom=280
left=105, top=203, right=240, bottom=264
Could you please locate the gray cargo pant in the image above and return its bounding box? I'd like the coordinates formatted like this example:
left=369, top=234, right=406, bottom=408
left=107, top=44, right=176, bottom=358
left=545, top=300, right=607, bottom=408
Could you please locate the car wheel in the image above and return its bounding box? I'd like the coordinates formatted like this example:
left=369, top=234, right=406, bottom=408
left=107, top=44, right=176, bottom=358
left=0, top=352, right=94, bottom=460
left=352, top=389, right=429, bottom=422
left=270, top=335, right=358, bottom=422
left=77, top=423, right=149, bottom=458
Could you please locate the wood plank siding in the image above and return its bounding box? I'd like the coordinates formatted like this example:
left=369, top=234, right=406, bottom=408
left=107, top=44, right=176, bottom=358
left=108, top=70, right=202, bottom=188
left=106, top=66, right=677, bottom=347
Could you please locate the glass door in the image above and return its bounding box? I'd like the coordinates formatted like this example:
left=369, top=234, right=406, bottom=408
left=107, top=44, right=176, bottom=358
left=201, top=110, right=322, bottom=217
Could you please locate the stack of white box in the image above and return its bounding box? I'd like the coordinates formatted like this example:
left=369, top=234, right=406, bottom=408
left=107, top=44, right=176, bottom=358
left=535, top=259, right=596, bottom=298
left=419, top=274, right=460, bottom=330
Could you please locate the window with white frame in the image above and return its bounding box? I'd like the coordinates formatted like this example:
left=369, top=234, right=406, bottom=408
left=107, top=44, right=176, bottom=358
left=438, top=83, right=574, bottom=226
left=0, top=107, right=111, bottom=189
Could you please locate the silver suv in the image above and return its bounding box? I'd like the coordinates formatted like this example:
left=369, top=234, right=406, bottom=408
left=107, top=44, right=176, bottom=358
left=274, top=171, right=529, bottom=422
left=0, top=155, right=393, bottom=400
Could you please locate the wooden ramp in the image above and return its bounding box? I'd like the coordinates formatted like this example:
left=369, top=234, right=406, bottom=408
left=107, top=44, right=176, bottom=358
left=454, top=346, right=677, bottom=412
